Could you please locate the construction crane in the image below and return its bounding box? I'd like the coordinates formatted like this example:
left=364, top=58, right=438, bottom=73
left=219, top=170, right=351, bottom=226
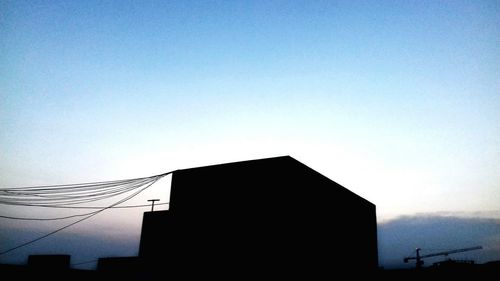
left=404, top=246, right=482, bottom=268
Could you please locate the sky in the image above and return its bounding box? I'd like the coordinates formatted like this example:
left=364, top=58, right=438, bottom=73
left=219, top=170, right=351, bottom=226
left=1, top=0, right=499, bottom=269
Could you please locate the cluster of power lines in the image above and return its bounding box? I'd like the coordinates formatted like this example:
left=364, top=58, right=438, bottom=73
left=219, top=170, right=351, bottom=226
left=0, top=171, right=173, bottom=255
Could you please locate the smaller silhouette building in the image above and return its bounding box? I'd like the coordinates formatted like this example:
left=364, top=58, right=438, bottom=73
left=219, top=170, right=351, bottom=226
left=27, top=254, right=70, bottom=270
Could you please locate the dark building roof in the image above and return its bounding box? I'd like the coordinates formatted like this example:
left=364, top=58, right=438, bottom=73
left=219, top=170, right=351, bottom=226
left=27, top=254, right=70, bottom=270
left=140, top=156, right=378, bottom=277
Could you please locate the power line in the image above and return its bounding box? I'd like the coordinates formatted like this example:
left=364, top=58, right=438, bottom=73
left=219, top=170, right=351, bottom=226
left=0, top=176, right=157, bottom=206
left=0, top=171, right=175, bottom=206
left=62, top=202, right=169, bottom=209
left=0, top=171, right=173, bottom=256
left=1, top=171, right=170, bottom=190
left=1, top=202, right=170, bottom=210
left=0, top=211, right=100, bottom=221
left=0, top=176, right=160, bottom=255
left=0, top=203, right=170, bottom=220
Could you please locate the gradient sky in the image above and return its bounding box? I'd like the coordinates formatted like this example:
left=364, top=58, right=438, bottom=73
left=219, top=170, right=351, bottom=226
left=1, top=0, right=499, bottom=268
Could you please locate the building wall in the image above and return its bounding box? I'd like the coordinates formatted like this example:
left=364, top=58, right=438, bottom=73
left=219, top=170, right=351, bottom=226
left=27, top=254, right=70, bottom=270
left=139, top=156, right=377, bottom=275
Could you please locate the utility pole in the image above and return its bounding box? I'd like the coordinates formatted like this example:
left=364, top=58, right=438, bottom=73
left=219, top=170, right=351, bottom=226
left=147, top=199, right=160, bottom=212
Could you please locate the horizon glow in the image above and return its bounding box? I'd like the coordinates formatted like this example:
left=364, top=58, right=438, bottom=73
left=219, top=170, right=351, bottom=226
left=1, top=0, right=499, bottom=268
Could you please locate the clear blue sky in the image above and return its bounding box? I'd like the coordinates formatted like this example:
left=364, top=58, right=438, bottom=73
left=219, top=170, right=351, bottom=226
left=1, top=0, right=499, bottom=268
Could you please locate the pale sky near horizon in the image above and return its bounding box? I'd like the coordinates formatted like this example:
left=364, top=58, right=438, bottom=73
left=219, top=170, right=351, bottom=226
left=1, top=0, right=499, bottom=268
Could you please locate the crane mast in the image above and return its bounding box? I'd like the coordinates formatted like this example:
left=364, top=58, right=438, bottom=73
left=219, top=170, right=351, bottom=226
left=404, top=246, right=482, bottom=268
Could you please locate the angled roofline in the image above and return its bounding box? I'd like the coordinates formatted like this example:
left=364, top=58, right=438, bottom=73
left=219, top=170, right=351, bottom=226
left=288, top=156, right=375, bottom=207
left=174, top=155, right=375, bottom=207
left=176, top=155, right=292, bottom=172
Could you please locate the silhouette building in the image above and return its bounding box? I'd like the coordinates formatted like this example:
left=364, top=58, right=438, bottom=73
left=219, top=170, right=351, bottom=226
left=139, top=156, right=378, bottom=276
left=27, top=254, right=70, bottom=271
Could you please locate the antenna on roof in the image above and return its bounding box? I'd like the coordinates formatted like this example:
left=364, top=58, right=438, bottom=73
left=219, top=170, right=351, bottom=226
left=147, top=199, right=160, bottom=212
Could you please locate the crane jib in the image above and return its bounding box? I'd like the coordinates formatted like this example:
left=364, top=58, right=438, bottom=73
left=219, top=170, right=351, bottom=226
left=403, top=246, right=483, bottom=268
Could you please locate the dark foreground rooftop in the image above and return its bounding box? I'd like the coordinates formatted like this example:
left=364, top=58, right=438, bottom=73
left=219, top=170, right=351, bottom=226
left=2, top=261, right=500, bottom=280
